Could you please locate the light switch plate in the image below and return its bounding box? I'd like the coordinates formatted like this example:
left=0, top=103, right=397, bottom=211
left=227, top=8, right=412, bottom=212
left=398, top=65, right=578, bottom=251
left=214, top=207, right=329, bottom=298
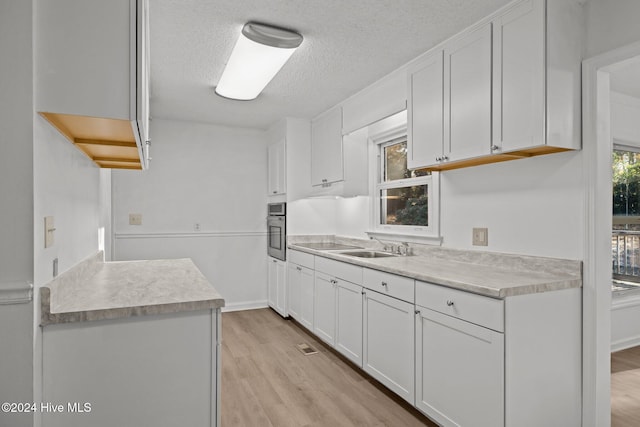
left=129, top=213, right=142, bottom=226
left=472, top=227, right=488, bottom=246
left=44, top=216, right=55, bottom=248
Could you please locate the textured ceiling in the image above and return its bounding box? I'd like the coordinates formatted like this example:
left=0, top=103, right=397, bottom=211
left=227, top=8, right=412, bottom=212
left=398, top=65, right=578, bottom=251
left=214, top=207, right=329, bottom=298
left=150, top=0, right=512, bottom=130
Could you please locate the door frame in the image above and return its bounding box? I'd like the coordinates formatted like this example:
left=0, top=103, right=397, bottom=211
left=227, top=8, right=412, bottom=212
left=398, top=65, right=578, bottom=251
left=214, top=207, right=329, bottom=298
left=582, top=39, right=640, bottom=427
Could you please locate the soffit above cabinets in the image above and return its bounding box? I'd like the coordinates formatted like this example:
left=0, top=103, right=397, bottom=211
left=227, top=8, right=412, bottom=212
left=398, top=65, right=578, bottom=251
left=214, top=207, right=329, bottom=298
left=40, top=113, right=143, bottom=170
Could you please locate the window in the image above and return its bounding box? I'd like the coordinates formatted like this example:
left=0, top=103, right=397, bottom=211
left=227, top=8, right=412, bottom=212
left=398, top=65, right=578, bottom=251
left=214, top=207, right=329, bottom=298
left=371, top=132, right=439, bottom=239
left=612, top=145, right=640, bottom=291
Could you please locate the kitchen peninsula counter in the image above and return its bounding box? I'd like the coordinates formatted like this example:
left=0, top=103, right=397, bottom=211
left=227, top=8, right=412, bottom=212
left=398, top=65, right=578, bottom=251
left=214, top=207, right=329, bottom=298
left=289, top=236, right=582, bottom=298
left=40, top=252, right=223, bottom=427
left=40, top=252, right=224, bottom=325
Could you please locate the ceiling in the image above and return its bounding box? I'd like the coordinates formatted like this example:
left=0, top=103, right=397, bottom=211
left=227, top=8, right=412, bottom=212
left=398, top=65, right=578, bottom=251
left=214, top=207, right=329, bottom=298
left=149, top=0, right=512, bottom=130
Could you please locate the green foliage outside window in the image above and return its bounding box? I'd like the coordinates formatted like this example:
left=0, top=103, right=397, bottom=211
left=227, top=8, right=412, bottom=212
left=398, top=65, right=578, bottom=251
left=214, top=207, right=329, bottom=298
left=613, top=149, right=640, bottom=218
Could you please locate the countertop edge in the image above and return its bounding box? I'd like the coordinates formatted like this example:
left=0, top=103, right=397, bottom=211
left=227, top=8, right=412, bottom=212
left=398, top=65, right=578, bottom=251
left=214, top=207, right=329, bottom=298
left=40, top=287, right=224, bottom=326
left=288, top=244, right=582, bottom=299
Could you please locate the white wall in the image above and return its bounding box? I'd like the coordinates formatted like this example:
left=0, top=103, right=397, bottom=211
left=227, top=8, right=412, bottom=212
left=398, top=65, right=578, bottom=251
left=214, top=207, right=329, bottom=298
left=33, top=116, right=103, bottom=287
left=0, top=3, right=34, bottom=426
left=112, top=119, right=269, bottom=310
left=585, top=0, right=640, bottom=59
left=611, top=92, right=640, bottom=145
left=612, top=294, right=640, bottom=351
left=440, top=151, right=584, bottom=259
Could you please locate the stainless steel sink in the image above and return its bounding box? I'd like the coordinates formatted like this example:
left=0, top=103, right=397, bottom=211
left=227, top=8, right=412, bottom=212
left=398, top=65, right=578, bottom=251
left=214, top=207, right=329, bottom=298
left=337, top=250, right=398, bottom=258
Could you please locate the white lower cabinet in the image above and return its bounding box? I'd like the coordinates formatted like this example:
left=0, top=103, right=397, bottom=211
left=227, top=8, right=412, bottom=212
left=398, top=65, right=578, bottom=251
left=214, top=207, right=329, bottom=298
left=415, top=307, right=504, bottom=427
left=287, top=262, right=302, bottom=320
left=335, top=280, right=363, bottom=367
left=313, top=271, right=337, bottom=345
left=288, top=250, right=315, bottom=330
left=267, top=257, right=287, bottom=317
left=362, top=289, right=415, bottom=404
left=286, top=253, right=581, bottom=426
left=287, top=261, right=314, bottom=330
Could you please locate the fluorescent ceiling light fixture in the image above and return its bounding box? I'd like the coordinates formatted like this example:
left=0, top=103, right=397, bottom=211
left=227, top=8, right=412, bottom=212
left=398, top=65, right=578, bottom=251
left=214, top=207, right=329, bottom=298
left=215, top=22, right=303, bottom=101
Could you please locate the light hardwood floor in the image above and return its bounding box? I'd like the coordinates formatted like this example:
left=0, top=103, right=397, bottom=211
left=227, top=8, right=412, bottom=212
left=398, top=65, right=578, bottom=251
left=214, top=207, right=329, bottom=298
left=221, top=308, right=436, bottom=427
left=612, top=345, right=640, bottom=427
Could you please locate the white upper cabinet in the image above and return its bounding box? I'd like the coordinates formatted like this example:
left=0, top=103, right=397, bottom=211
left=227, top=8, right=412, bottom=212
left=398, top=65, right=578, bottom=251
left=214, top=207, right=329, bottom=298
left=407, top=0, right=582, bottom=171
left=267, top=140, right=286, bottom=196
left=492, top=0, right=545, bottom=152
left=407, top=50, right=444, bottom=169
left=311, top=106, right=344, bottom=186
left=445, top=23, right=493, bottom=162
left=36, top=0, right=150, bottom=170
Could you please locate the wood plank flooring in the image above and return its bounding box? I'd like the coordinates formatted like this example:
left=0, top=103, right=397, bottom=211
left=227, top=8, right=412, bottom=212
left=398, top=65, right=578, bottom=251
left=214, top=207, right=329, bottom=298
left=612, top=345, right=640, bottom=427
left=221, top=308, right=436, bottom=427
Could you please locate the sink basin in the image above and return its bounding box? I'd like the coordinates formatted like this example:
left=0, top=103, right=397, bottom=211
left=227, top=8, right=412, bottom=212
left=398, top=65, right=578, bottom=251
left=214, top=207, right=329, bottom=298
left=338, top=250, right=398, bottom=258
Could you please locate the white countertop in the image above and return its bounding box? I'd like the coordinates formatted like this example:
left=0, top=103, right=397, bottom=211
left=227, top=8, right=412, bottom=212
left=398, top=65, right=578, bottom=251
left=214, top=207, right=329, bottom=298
left=41, top=252, right=224, bottom=325
left=289, top=236, right=581, bottom=299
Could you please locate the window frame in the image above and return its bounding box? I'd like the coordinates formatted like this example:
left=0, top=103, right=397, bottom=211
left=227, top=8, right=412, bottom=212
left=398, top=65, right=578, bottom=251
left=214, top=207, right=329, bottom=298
left=368, top=124, right=441, bottom=244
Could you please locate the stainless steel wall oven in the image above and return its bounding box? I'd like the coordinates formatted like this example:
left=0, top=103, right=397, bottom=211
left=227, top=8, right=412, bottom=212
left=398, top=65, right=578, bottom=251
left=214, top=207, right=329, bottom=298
left=267, top=202, right=286, bottom=261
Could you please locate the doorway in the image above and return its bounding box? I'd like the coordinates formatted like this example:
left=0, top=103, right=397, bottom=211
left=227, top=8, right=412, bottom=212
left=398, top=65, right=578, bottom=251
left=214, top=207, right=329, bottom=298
left=583, top=41, right=640, bottom=427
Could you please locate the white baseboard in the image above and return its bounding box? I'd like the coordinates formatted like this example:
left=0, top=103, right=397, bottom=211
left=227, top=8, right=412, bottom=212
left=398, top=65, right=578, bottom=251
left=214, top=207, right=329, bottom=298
left=612, top=335, right=640, bottom=352
left=221, top=300, right=269, bottom=313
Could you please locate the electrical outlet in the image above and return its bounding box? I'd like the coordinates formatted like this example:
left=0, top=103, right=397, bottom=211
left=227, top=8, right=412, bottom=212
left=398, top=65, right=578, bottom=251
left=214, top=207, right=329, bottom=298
left=129, top=213, right=142, bottom=226
left=472, top=227, right=488, bottom=246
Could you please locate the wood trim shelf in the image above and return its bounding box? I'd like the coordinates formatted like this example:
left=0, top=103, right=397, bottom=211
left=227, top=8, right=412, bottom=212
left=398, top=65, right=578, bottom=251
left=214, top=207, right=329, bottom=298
left=39, top=112, right=142, bottom=170
left=425, top=146, right=572, bottom=171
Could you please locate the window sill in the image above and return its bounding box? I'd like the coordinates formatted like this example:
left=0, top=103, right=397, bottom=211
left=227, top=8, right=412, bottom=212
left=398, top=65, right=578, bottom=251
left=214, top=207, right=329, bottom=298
left=366, top=230, right=443, bottom=246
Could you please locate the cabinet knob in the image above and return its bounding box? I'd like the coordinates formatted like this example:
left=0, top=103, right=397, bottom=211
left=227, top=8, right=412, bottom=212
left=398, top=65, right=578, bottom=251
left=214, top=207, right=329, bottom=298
left=296, top=266, right=302, bottom=271
left=272, top=190, right=277, bottom=194
left=446, top=300, right=454, bottom=306
left=415, top=309, right=421, bottom=315
left=491, top=145, right=500, bottom=151
left=381, top=281, right=388, bottom=288
left=436, top=156, right=442, bottom=162
left=442, top=155, right=449, bottom=161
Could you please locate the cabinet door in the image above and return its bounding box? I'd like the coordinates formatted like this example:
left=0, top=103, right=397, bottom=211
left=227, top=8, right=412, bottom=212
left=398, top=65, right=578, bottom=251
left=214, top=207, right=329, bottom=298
left=493, top=0, right=544, bottom=152
left=137, top=0, right=151, bottom=147
left=363, top=290, right=415, bottom=404
left=416, top=307, right=504, bottom=427
left=313, top=272, right=337, bottom=346
left=407, top=50, right=444, bottom=169
left=311, top=107, right=344, bottom=186
left=268, top=258, right=278, bottom=310
left=276, top=259, right=287, bottom=317
left=268, top=258, right=286, bottom=317
left=287, top=263, right=302, bottom=321
left=267, top=140, right=286, bottom=196
left=335, top=280, right=363, bottom=367
left=444, top=23, right=492, bottom=162
left=299, top=266, right=315, bottom=331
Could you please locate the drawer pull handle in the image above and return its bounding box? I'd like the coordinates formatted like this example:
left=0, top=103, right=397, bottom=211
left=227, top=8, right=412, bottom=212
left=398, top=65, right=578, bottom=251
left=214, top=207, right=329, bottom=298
left=446, top=300, right=454, bottom=307
left=381, top=281, right=388, bottom=288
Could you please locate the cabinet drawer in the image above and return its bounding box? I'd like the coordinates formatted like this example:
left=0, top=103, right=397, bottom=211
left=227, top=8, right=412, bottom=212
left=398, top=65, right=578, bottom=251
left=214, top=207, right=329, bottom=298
left=288, top=250, right=314, bottom=270
left=416, top=281, right=504, bottom=332
left=315, top=257, right=362, bottom=285
left=363, top=268, right=414, bottom=303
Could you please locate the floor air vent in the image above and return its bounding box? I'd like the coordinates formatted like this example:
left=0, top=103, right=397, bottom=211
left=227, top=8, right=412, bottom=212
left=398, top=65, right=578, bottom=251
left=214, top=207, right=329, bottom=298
left=296, top=343, right=318, bottom=356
